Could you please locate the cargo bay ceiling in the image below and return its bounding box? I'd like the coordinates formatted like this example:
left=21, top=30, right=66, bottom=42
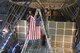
left=8, top=0, right=79, bottom=21
left=9, top=0, right=76, bottom=9
left=0, top=0, right=77, bottom=22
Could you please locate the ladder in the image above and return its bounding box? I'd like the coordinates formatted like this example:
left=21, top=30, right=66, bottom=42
left=21, top=9, right=53, bottom=53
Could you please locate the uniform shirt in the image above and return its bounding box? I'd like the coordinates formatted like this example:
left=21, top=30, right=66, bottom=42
left=35, top=18, right=41, bottom=26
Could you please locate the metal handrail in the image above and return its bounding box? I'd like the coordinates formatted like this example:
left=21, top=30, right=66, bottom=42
left=0, top=0, right=32, bottom=53
left=72, top=7, right=80, bottom=21
left=6, top=6, right=21, bottom=31
left=0, top=29, right=15, bottom=52
left=0, top=4, right=16, bottom=32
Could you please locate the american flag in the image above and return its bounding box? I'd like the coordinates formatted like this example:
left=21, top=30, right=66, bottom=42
left=27, top=15, right=41, bottom=40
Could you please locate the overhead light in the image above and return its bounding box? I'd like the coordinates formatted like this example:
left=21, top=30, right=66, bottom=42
left=2, top=28, right=9, bottom=35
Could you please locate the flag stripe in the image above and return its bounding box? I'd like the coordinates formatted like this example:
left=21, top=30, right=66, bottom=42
left=27, top=16, right=41, bottom=40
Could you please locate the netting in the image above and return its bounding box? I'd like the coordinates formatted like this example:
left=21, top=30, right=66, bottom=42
left=48, top=21, right=76, bottom=53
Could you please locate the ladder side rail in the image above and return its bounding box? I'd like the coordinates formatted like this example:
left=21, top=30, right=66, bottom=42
left=21, top=1, right=33, bottom=53
left=34, top=9, right=53, bottom=53
left=38, top=9, right=53, bottom=53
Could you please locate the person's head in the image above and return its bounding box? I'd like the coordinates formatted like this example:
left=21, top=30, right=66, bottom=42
left=20, top=44, right=24, bottom=49
left=41, top=34, right=46, bottom=39
left=19, top=42, right=24, bottom=49
left=28, top=10, right=32, bottom=15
